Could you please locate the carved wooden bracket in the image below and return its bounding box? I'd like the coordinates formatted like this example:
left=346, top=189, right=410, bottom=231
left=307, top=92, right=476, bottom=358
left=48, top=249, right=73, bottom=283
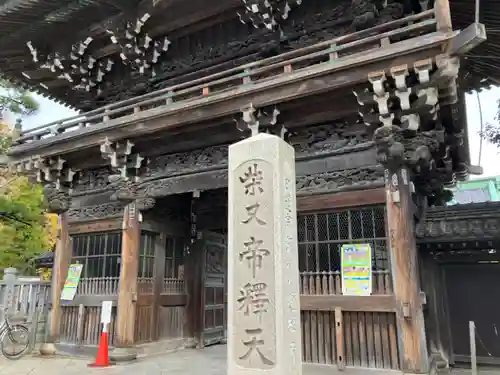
left=135, top=197, right=156, bottom=212
left=100, top=137, right=156, bottom=206
left=235, top=104, right=286, bottom=138
left=237, top=0, right=302, bottom=31
left=100, top=137, right=148, bottom=182
left=13, top=156, right=76, bottom=192
left=105, top=10, right=171, bottom=76
left=354, top=56, right=460, bottom=203
left=26, top=38, right=114, bottom=94
left=44, top=185, right=72, bottom=214
left=11, top=156, right=76, bottom=214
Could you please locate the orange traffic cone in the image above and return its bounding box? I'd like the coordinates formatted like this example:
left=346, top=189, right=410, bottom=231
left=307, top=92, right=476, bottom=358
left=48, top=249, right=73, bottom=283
left=88, top=330, right=111, bottom=368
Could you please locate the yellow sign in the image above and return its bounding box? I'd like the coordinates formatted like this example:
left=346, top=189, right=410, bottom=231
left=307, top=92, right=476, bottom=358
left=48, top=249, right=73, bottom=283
left=61, top=264, right=83, bottom=301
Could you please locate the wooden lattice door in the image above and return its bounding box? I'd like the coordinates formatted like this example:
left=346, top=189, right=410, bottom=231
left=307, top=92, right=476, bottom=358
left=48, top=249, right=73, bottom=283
left=200, top=230, right=227, bottom=347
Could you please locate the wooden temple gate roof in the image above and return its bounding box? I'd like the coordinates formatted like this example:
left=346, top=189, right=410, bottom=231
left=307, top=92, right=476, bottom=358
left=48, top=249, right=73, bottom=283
left=0, top=0, right=494, bottom=110
left=0, top=0, right=488, bottom=202
left=449, top=0, right=500, bottom=90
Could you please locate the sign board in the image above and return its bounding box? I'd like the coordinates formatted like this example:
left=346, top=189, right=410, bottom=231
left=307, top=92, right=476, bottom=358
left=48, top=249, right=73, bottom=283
left=101, top=301, right=113, bottom=325
left=60, top=264, right=83, bottom=301
left=341, top=243, right=372, bottom=296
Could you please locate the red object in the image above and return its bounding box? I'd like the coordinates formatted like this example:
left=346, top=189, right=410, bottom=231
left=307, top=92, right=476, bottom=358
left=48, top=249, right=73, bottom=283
left=88, top=331, right=111, bottom=368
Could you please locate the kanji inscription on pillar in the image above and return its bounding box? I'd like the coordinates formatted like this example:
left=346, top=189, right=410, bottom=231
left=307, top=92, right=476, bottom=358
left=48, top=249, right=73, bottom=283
left=231, top=158, right=276, bottom=369
left=228, top=133, right=302, bottom=375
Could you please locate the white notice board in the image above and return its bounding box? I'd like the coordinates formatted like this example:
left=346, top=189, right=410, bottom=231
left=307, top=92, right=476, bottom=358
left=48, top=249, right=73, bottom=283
left=101, top=301, right=113, bottom=325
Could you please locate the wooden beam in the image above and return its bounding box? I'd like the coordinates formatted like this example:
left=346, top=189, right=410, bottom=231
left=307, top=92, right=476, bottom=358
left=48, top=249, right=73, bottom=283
left=68, top=218, right=121, bottom=234
left=68, top=295, right=118, bottom=307
left=385, top=168, right=429, bottom=373
left=115, top=203, right=140, bottom=348
left=135, top=293, right=186, bottom=306
left=449, top=23, right=487, bottom=56
left=139, top=149, right=378, bottom=198
left=297, top=188, right=385, bottom=212
left=300, top=295, right=396, bottom=312
left=10, top=37, right=447, bottom=159
left=48, top=212, right=71, bottom=343
left=159, top=294, right=188, bottom=306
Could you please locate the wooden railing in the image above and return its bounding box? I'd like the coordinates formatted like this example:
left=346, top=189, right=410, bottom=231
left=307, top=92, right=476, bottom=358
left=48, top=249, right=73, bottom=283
left=0, top=271, right=51, bottom=347
left=162, top=278, right=185, bottom=294
left=76, top=277, right=119, bottom=296
left=14, top=8, right=444, bottom=145
left=300, top=270, right=392, bottom=295
left=137, top=277, right=154, bottom=294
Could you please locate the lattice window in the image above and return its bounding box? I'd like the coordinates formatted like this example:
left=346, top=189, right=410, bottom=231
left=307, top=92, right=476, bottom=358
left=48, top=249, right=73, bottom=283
left=139, top=231, right=156, bottom=278
left=165, top=237, right=185, bottom=278
left=71, top=231, right=122, bottom=278
left=297, top=206, right=388, bottom=272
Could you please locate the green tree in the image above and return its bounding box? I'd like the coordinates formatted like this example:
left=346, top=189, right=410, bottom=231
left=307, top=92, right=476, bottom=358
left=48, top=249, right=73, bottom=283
left=0, top=81, right=47, bottom=274
left=0, top=78, right=38, bottom=118
left=482, top=99, right=500, bottom=147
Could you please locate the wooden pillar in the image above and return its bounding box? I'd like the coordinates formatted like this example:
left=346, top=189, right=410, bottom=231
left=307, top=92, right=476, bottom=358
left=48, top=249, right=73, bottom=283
left=114, top=202, right=140, bottom=352
left=434, top=0, right=452, bottom=32
left=385, top=168, right=428, bottom=373
left=185, top=239, right=204, bottom=347
left=48, top=211, right=71, bottom=343
left=184, top=194, right=203, bottom=347
left=151, top=232, right=165, bottom=341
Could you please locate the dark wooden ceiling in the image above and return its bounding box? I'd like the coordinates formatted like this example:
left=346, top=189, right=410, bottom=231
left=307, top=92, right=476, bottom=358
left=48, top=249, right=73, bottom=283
left=0, top=0, right=496, bottom=111
left=0, top=0, right=241, bottom=109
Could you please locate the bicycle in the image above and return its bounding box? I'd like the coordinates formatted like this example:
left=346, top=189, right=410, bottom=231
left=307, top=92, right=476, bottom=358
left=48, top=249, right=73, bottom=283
left=0, top=308, right=30, bottom=360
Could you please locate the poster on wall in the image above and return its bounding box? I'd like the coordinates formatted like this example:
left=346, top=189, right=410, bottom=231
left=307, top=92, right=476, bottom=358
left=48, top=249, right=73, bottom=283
left=341, top=243, right=372, bottom=296
left=60, top=264, right=84, bottom=301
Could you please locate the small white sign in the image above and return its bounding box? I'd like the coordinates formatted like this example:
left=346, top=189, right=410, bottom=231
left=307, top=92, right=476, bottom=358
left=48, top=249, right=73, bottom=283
left=101, top=301, right=113, bottom=325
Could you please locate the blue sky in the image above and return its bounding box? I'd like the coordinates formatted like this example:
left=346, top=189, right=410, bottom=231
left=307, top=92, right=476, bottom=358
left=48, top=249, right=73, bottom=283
left=14, top=87, right=500, bottom=179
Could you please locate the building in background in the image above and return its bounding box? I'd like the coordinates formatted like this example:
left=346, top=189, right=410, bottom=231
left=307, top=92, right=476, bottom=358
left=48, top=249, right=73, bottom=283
left=449, top=176, right=500, bottom=204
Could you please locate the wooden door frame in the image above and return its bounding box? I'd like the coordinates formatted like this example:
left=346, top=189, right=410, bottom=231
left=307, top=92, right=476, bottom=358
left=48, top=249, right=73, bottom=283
left=197, top=230, right=227, bottom=348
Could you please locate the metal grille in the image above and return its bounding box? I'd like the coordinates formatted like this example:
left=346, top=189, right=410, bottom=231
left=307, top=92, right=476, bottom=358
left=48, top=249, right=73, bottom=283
left=72, top=231, right=122, bottom=277
left=165, top=237, right=185, bottom=278
left=297, top=206, right=388, bottom=272
left=139, top=231, right=156, bottom=278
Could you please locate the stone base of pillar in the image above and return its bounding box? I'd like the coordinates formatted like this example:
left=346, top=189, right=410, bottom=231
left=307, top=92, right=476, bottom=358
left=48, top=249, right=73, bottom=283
left=39, top=342, right=57, bottom=356
left=109, top=347, right=138, bottom=362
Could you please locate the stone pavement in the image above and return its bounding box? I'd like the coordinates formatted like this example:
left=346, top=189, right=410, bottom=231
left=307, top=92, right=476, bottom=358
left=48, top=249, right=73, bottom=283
left=2, top=345, right=500, bottom=375
left=0, top=345, right=226, bottom=375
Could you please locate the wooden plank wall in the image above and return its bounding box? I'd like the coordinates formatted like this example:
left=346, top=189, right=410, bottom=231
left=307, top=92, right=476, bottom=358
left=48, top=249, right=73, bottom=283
left=60, top=305, right=118, bottom=346
left=134, top=279, right=187, bottom=343
left=299, top=273, right=399, bottom=369
left=297, top=189, right=400, bottom=370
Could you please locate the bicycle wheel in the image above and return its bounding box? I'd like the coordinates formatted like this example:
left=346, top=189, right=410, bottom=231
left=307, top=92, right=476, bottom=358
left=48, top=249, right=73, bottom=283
left=1, top=324, right=30, bottom=360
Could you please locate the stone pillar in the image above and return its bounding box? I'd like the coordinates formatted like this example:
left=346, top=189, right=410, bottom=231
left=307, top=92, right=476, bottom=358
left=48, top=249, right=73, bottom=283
left=40, top=188, right=72, bottom=356
left=2, top=268, right=17, bottom=317
left=228, top=133, right=302, bottom=375
left=111, top=201, right=140, bottom=362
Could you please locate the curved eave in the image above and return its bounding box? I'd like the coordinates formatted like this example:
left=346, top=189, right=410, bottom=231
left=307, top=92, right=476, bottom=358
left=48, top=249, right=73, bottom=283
left=2, top=73, right=79, bottom=111
left=451, top=0, right=500, bottom=91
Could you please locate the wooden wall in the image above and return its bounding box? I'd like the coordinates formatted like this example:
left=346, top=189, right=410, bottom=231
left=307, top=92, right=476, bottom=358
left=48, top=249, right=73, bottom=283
left=297, top=188, right=400, bottom=370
